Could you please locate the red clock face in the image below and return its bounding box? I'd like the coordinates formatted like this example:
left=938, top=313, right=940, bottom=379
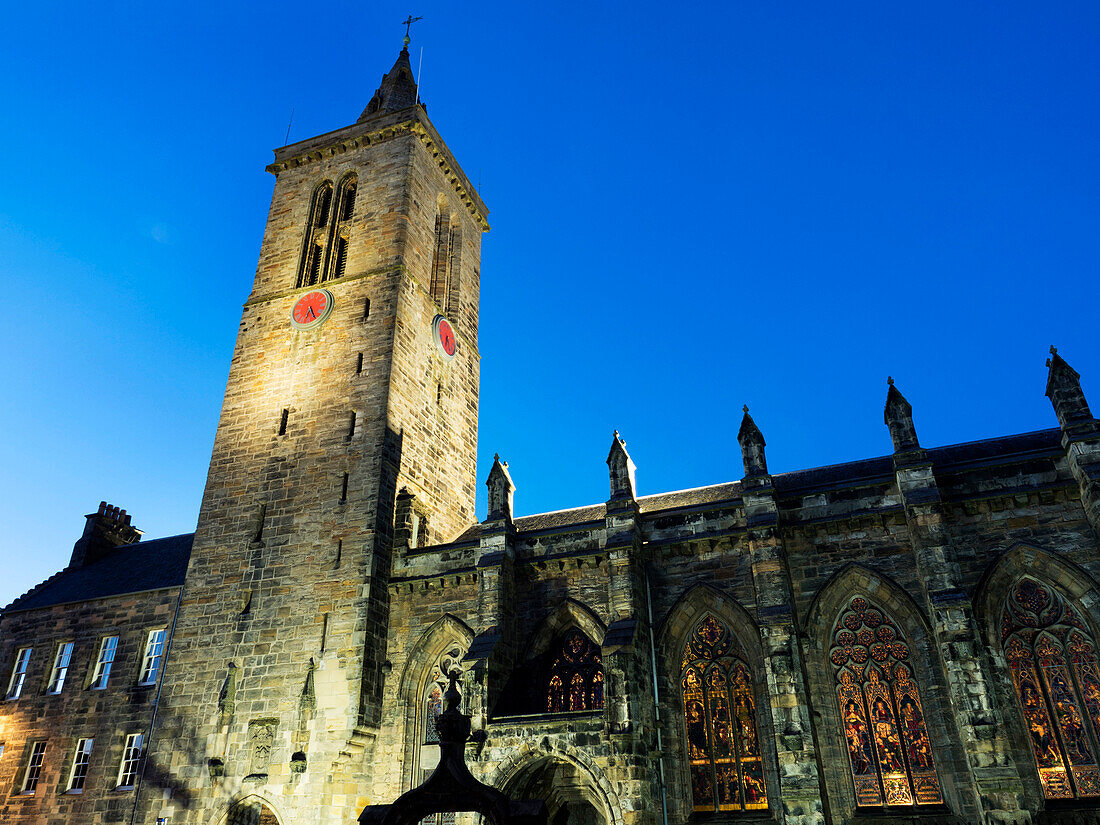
left=438, top=319, right=456, bottom=356
left=291, top=290, right=333, bottom=329
left=433, top=315, right=456, bottom=359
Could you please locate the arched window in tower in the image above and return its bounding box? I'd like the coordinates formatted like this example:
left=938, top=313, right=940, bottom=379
left=297, top=180, right=334, bottom=288
left=325, top=174, right=357, bottom=283
left=1002, top=578, right=1100, bottom=800
left=681, top=614, right=768, bottom=813
left=545, top=629, right=603, bottom=713
left=829, top=597, right=942, bottom=808
left=430, top=204, right=453, bottom=309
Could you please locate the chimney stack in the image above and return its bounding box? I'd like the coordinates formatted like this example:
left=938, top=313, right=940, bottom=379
left=69, top=501, right=143, bottom=568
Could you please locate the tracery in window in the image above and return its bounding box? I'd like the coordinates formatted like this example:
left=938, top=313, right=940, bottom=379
left=297, top=181, right=334, bottom=289
left=546, top=630, right=603, bottom=713
left=1002, top=578, right=1100, bottom=800
left=681, top=614, right=767, bottom=813
left=422, top=645, right=464, bottom=746
left=830, top=597, right=942, bottom=808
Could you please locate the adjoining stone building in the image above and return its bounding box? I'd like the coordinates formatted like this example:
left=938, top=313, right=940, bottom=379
left=2, top=42, right=1100, bottom=825
left=0, top=504, right=191, bottom=823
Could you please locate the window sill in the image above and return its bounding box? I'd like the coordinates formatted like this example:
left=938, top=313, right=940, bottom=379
left=115, top=785, right=135, bottom=792
left=64, top=789, right=83, bottom=795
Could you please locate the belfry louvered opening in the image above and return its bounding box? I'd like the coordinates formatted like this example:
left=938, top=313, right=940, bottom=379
left=296, top=174, right=358, bottom=289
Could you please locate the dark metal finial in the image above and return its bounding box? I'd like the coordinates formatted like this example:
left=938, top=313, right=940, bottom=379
left=402, top=14, right=423, bottom=47
left=743, top=404, right=749, bottom=413
left=887, top=376, right=894, bottom=385
left=444, top=669, right=462, bottom=711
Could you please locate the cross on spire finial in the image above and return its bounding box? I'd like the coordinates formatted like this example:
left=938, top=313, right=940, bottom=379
left=401, top=14, right=423, bottom=48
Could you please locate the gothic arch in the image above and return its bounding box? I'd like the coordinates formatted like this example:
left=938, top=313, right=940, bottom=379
left=658, top=584, right=764, bottom=670
left=656, top=584, right=777, bottom=821
left=489, top=742, right=624, bottom=825
left=973, top=543, right=1100, bottom=803
left=397, top=614, right=475, bottom=790
left=805, top=564, right=966, bottom=819
left=523, top=599, right=608, bottom=661
left=217, top=793, right=284, bottom=825
left=974, top=543, right=1100, bottom=648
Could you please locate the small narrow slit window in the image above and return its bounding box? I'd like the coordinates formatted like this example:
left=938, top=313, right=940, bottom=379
left=91, top=636, right=119, bottom=689
left=252, top=503, right=267, bottom=544
left=340, top=472, right=349, bottom=503
left=47, top=641, right=74, bottom=694
left=278, top=408, right=289, bottom=436
left=117, top=733, right=143, bottom=789
left=356, top=353, right=364, bottom=374
left=334, top=540, right=342, bottom=569
left=363, top=298, right=371, bottom=319
left=21, top=741, right=46, bottom=794
left=347, top=411, right=357, bottom=439
left=67, top=738, right=93, bottom=792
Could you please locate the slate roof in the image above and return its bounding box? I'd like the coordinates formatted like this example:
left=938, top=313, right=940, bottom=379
left=3, top=533, right=194, bottom=614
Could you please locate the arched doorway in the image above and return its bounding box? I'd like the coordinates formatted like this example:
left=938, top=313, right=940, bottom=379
left=502, top=756, right=609, bottom=825
left=226, top=799, right=280, bottom=825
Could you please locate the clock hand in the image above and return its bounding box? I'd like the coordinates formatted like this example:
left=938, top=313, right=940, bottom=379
left=306, top=306, right=316, bottom=320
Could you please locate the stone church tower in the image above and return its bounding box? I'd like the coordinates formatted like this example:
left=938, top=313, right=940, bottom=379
left=139, top=45, right=487, bottom=824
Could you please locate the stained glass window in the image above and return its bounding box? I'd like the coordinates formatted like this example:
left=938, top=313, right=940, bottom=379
left=1002, top=578, right=1100, bottom=800
left=546, top=630, right=604, bottom=713
left=424, top=682, right=445, bottom=744
left=829, top=597, right=942, bottom=808
left=681, top=615, right=768, bottom=813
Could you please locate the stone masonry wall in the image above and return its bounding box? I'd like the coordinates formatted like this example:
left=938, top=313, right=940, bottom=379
left=0, top=589, right=179, bottom=825
left=138, top=106, right=485, bottom=825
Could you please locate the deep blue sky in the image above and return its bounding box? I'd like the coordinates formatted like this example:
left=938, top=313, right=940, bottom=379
left=1, top=2, right=1097, bottom=607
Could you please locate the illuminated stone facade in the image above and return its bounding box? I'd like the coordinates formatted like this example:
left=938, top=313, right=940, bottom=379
left=3, top=46, right=1100, bottom=825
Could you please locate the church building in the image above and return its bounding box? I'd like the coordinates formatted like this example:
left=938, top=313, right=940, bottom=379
left=2, top=41, right=1100, bottom=825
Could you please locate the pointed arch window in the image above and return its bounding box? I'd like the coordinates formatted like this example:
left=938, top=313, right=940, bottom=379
left=681, top=615, right=768, bottom=813
left=429, top=202, right=461, bottom=313
left=296, top=175, right=358, bottom=289
left=1002, top=578, right=1100, bottom=800
left=546, top=630, right=603, bottom=713
left=298, top=181, right=333, bottom=288
left=829, top=597, right=942, bottom=808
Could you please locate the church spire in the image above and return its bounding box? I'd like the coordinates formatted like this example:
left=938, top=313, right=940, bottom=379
left=359, top=44, right=421, bottom=122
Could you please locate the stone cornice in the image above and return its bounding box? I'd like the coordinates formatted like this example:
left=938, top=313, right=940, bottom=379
left=266, top=106, right=490, bottom=231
